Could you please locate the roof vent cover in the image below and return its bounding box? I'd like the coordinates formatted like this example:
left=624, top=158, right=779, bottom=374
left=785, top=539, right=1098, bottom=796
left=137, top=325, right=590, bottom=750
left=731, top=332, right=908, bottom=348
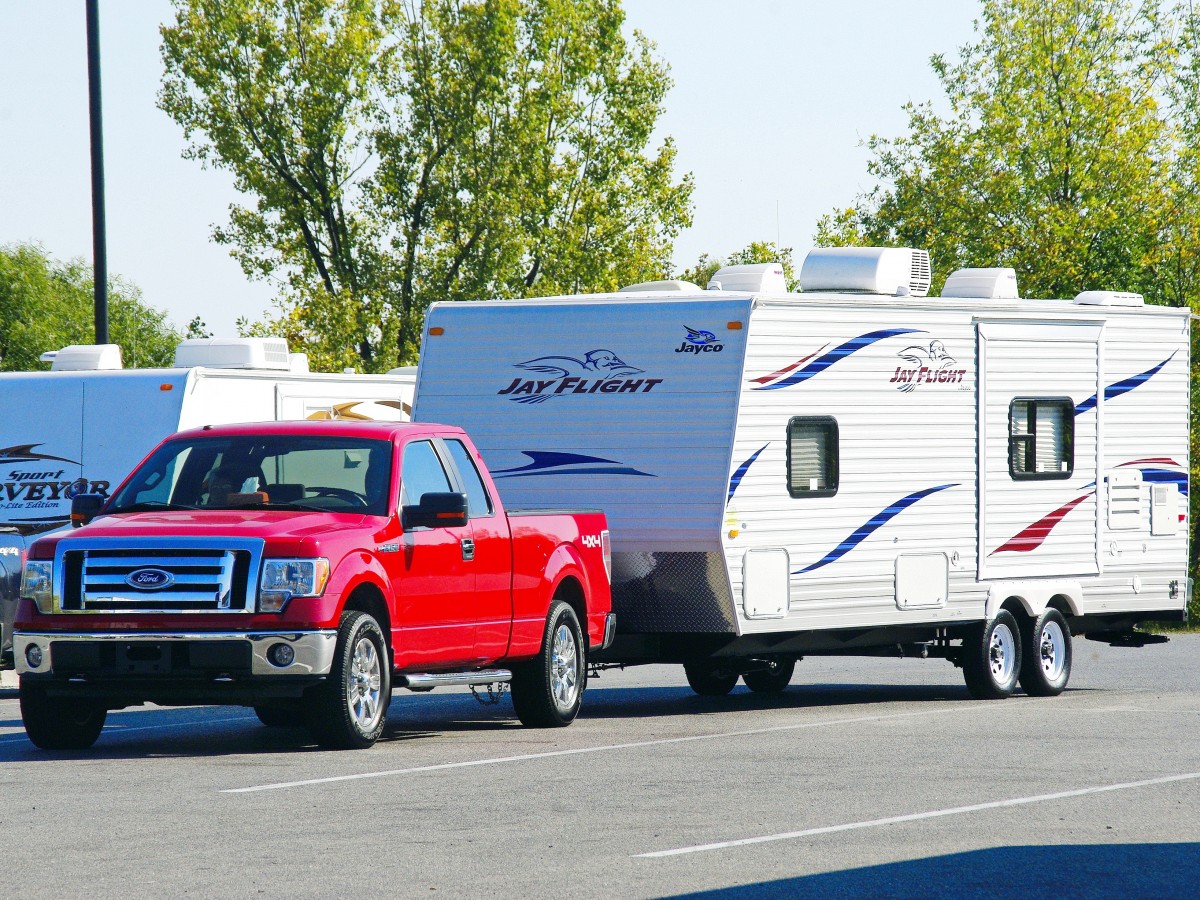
left=617, top=279, right=703, bottom=293
left=173, top=338, right=292, bottom=370
left=799, top=247, right=930, bottom=297
left=707, top=263, right=788, bottom=293
left=1074, top=290, right=1144, bottom=307
left=942, top=267, right=1020, bottom=299
left=41, top=344, right=124, bottom=371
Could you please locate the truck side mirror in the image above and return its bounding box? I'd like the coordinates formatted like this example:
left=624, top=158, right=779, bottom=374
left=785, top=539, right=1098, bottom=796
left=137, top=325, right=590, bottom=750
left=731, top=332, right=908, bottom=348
left=71, top=493, right=106, bottom=528
left=402, top=492, right=468, bottom=530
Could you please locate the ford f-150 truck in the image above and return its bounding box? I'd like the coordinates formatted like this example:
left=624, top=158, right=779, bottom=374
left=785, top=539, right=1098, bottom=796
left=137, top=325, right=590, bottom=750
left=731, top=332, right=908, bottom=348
left=12, top=420, right=613, bottom=750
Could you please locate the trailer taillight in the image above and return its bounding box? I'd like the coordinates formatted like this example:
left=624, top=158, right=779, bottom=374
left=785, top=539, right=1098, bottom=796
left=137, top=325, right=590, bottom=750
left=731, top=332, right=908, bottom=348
left=601, top=529, right=611, bottom=581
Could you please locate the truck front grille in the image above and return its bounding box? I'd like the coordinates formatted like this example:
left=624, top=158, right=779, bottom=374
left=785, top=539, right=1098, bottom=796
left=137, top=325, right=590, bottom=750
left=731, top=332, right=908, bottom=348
left=56, top=538, right=263, bottom=614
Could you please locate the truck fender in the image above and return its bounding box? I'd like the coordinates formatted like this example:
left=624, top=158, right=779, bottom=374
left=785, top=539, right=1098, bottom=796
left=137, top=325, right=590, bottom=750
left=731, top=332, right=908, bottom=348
left=323, top=551, right=396, bottom=632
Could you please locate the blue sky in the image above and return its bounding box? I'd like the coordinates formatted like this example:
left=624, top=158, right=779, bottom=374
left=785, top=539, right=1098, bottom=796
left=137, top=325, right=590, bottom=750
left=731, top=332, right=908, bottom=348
left=0, top=0, right=978, bottom=340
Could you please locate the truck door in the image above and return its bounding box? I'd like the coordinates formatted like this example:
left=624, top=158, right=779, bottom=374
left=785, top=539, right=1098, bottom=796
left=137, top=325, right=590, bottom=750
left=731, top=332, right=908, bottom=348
left=389, top=439, right=477, bottom=667
left=977, top=322, right=1101, bottom=579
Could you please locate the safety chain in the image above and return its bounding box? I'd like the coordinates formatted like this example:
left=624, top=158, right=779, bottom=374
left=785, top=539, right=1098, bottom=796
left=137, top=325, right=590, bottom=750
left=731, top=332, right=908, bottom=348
left=469, top=682, right=510, bottom=705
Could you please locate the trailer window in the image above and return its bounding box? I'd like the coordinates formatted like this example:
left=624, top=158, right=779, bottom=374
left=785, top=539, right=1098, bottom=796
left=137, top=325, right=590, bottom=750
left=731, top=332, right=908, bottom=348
left=1009, top=398, right=1074, bottom=479
left=787, top=417, right=838, bottom=498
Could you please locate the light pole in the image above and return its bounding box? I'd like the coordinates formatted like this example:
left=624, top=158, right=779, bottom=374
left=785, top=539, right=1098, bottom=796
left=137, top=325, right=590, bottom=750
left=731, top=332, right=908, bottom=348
left=86, top=0, right=109, bottom=345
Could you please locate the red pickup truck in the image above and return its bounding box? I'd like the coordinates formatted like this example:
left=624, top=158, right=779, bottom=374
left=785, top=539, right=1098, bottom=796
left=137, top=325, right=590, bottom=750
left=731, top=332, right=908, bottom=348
left=13, top=420, right=612, bottom=750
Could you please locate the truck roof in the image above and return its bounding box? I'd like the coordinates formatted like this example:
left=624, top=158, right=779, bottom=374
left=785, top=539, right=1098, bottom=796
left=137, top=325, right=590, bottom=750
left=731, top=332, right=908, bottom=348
left=170, top=419, right=461, bottom=441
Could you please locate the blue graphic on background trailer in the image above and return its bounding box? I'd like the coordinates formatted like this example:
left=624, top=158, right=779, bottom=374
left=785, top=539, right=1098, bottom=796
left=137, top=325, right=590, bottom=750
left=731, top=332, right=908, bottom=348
left=1074, top=353, right=1175, bottom=414
left=498, top=350, right=662, bottom=403
left=727, top=443, right=769, bottom=505
left=490, top=451, right=655, bottom=479
left=793, top=484, right=957, bottom=574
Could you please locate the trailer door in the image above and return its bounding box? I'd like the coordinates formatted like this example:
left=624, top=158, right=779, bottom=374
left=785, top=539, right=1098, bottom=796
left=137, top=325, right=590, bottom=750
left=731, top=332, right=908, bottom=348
left=977, top=321, right=1101, bottom=579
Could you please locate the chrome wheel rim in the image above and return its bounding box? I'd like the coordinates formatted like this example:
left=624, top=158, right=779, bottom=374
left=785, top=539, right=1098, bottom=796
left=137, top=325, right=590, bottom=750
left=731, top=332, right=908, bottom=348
left=988, top=622, right=1016, bottom=684
left=1039, top=620, right=1067, bottom=681
left=348, top=636, right=383, bottom=730
left=550, top=623, right=580, bottom=713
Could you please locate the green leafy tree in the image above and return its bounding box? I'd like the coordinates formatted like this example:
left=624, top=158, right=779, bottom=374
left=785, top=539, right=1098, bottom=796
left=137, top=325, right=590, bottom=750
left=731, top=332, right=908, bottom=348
left=0, top=244, right=182, bottom=371
left=160, top=0, right=693, bottom=372
left=677, top=241, right=798, bottom=291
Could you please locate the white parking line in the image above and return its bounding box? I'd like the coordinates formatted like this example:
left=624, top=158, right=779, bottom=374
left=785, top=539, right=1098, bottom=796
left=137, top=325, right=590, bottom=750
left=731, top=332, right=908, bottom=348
left=636, top=771, right=1200, bottom=858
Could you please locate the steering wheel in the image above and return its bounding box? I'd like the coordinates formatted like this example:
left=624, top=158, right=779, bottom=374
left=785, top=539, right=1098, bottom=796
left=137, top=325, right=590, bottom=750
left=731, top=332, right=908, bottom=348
left=306, top=486, right=369, bottom=508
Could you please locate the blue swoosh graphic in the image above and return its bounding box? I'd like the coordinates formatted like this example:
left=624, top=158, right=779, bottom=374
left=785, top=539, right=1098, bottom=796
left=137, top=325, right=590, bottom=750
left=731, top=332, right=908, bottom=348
left=794, top=484, right=957, bottom=574
left=1075, top=353, right=1175, bottom=414
left=490, top=451, right=655, bottom=479
left=754, top=328, right=923, bottom=391
left=1138, top=468, right=1189, bottom=495
left=727, top=443, right=769, bottom=505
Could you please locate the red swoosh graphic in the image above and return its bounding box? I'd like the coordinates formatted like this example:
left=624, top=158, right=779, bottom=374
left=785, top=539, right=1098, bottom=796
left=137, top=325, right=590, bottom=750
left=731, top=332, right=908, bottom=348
left=1116, top=457, right=1182, bottom=467
left=751, top=344, right=829, bottom=385
left=991, top=491, right=1095, bottom=554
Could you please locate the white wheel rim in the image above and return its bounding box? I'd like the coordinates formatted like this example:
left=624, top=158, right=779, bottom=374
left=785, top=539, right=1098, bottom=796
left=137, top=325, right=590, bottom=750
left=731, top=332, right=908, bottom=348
left=348, top=636, right=383, bottom=730
left=989, top=622, right=1016, bottom=684
left=1039, top=620, right=1067, bottom=681
left=550, top=623, right=580, bottom=713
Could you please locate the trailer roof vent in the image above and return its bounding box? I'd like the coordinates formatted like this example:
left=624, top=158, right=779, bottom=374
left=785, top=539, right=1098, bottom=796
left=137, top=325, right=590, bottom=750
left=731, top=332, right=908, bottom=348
left=173, top=337, right=292, bottom=370
left=40, top=344, right=123, bottom=371
left=799, top=247, right=930, bottom=297
left=941, top=267, right=1020, bottom=299
left=1074, top=290, right=1144, bottom=307
left=707, top=263, right=788, bottom=293
left=617, top=279, right=703, bottom=293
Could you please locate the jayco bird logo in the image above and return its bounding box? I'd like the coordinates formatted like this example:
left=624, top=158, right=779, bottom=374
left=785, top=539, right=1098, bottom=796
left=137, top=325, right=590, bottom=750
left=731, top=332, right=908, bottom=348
left=675, top=326, right=724, bottom=355
left=498, top=350, right=663, bottom=403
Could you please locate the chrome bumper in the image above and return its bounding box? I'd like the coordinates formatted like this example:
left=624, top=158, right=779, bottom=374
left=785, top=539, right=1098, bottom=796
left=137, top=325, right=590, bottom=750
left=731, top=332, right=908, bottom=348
left=14, top=630, right=338, bottom=677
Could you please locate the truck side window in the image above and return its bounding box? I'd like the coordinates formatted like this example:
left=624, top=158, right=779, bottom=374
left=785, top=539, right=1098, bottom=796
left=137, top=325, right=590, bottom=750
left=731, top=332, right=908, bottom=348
left=400, top=440, right=453, bottom=506
left=444, top=439, right=494, bottom=517
left=787, top=416, right=838, bottom=498
left=1009, top=397, right=1074, bottom=479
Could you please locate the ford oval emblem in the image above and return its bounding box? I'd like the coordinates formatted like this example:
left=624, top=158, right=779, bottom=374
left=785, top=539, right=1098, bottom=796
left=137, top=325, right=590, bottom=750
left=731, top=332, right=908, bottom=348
left=125, top=568, right=175, bottom=591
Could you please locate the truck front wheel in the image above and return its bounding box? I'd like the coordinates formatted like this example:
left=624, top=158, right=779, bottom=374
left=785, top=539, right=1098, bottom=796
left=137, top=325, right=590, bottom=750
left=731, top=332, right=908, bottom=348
left=307, top=610, right=391, bottom=749
left=20, top=684, right=107, bottom=750
left=511, top=600, right=586, bottom=727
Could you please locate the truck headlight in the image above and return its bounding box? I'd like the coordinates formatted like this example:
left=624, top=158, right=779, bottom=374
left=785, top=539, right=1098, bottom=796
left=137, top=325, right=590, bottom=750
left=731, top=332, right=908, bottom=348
left=21, top=560, right=55, bottom=613
left=259, top=558, right=329, bottom=612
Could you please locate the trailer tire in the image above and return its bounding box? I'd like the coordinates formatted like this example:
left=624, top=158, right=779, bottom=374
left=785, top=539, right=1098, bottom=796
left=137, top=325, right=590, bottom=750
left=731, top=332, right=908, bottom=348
left=307, top=610, right=390, bottom=749
left=1018, top=608, right=1072, bottom=696
left=684, top=661, right=738, bottom=697
left=742, top=659, right=795, bottom=693
left=20, top=684, right=107, bottom=750
left=510, top=600, right=586, bottom=728
left=962, top=610, right=1021, bottom=699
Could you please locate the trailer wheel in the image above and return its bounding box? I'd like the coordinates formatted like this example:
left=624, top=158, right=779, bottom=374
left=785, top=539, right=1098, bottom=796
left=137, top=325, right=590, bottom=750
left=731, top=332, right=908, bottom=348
left=20, top=684, right=107, bottom=750
left=510, top=600, right=586, bottom=727
left=307, top=610, right=390, bottom=749
left=962, top=610, right=1021, bottom=699
left=684, top=661, right=738, bottom=697
left=1018, top=608, right=1072, bottom=696
left=742, top=659, right=795, bottom=693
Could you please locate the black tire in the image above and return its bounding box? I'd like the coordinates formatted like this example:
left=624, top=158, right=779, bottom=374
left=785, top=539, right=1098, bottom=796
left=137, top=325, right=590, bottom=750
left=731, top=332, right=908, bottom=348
left=510, top=600, right=586, bottom=728
left=1018, top=608, right=1072, bottom=696
left=20, top=683, right=107, bottom=750
left=684, top=660, right=738, bottom=697
left=742, top=659, right=796, bottom=694
left=962, top=610, right=1022, bottom=700
left=307, top=610, right=391, bottom=749
left=253, top=701, right=307, bottom=728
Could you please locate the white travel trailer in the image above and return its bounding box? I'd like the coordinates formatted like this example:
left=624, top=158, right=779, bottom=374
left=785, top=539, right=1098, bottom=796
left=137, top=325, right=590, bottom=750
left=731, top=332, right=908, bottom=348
left=412, top=248, right=1191, bottom=700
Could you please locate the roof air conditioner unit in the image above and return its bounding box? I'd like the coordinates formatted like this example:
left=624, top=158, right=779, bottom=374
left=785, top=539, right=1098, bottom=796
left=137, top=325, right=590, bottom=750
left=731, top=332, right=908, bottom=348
left=941, top=267, right=1020, bottom=299
left=799, top=247, right=931, bottom=297
left=617, top=279, right=703, bottom=293
left=173, top=338, right=292, bottom=370
left=706, top=263, right=787, bottom=293
left=1074, top=290, right=1144, bottom=307
left=41, top=344, right=123, bottom=371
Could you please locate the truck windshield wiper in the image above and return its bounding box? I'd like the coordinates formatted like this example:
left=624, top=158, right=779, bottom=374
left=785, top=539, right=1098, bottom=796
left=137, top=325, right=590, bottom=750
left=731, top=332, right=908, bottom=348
left=107, top=501, right=202, bottom=513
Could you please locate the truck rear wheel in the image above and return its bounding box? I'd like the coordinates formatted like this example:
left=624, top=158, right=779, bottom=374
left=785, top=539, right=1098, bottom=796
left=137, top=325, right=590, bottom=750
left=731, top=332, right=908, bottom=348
left=307, top=610, right=390, bottom=749
left=684, top=661, right=738, bottom=697
left=742, top=659, right=795, bottom=693
left=962, top=610, right=1022, bottom=700
left=510, top=600, right=585, bottom=727
left=20, top=683, right=107, bottom=750
left=1018, top=608, right=1072, bottom=696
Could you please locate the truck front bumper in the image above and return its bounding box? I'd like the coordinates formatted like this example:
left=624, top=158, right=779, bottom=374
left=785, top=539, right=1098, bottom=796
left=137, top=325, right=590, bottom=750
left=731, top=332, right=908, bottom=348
left=14, top=629, right=338, bottom=678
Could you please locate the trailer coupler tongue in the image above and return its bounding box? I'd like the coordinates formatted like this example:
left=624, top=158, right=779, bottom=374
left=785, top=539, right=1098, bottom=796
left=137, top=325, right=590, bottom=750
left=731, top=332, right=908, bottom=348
left=1084, top=630, right=1171, bottom=648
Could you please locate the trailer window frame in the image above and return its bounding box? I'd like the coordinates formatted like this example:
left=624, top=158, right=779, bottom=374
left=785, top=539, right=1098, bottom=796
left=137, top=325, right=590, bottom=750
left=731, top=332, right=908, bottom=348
left=786, top=416, right=839, bottom=498
left=1008, top=396, right=1074, bottom=481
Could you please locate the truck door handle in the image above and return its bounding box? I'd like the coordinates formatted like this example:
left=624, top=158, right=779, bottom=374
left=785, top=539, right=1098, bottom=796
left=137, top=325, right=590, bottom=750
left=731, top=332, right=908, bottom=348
left=461, top=538, right=475, bottom=561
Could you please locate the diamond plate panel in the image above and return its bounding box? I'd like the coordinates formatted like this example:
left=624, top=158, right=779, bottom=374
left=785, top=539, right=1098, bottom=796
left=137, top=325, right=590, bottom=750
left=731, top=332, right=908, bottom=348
left=611, top=551, right=736, bottom=633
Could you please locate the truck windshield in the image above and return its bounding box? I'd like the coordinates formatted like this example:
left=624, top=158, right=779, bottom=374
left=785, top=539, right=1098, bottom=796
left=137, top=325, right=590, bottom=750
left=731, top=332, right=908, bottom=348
left=106, top=435, right=393, bottom=516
